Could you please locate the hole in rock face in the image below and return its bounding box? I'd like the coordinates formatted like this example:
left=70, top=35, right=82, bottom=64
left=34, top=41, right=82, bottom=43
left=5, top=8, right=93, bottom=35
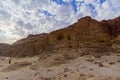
left=68, top=44, right=72, bottom=48
left=103, top=21, right=120, bottom=37
left=67, top=36, right=71, bottom=40
left=108, top=26, right=118, bottom=37
left=57, top=34, right=64, bottom=40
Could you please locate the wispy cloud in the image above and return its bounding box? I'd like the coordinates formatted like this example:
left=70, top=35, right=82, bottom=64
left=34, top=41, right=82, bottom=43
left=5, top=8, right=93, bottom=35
left=0, top=0, right=120, bottom=43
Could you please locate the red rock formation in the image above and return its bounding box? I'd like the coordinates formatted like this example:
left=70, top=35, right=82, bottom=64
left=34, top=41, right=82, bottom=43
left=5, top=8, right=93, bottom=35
left=101, top=16, right=120, bottom=37
left=11, top=33, right=48, bottom=57
left=1, top=16, right=120, bottom=57
left=49, top=16, right=110, bottom=43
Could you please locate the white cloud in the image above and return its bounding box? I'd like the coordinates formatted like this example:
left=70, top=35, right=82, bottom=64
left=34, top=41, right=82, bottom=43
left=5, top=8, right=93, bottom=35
left=110, top=0, right=120, bottom=8
left=0, top=0, right=120, bottom=44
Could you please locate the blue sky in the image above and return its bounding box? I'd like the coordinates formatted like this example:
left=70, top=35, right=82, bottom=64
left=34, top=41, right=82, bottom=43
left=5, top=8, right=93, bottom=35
left=0, top=0, right=120, bottom=43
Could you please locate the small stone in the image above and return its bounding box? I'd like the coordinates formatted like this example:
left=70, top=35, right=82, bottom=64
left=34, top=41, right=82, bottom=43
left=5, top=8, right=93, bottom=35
left=98, top=62, right=110, bottom=67
left=89, top=68, right=93, bottom=70
left=83, top=77, right=94, bottom=80
left=64, top=74, right=67, bottom=77
left=98, top=63, right=104, bottom=67
left=80, top=74, right=86, bottom=76
left=88, top=74, right=94, bottom=77
left=86, top=59, right=94, bottom=62
left=5, top=77, right=8, bottom=79
left=116, top=78, right=120, bottom=80
left=94, top=61, right=98, bottom=64
left=64, top=68, right=69, bottom=72
left=117, top=60, right=120, bottom=63
left=81, top=66, right=86, bottom=68
left=109, top=62, right=115, bottom=65
left=47, top=69, right=52, bottom=72
left=45, top=78, right=52, bottom=80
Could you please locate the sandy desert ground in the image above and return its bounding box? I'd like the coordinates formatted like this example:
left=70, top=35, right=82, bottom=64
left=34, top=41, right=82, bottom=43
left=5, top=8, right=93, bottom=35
left=0, top=53, right=120, bottom=80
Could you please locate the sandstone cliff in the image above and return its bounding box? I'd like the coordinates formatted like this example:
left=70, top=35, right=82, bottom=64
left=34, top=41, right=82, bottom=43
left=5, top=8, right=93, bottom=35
left=1, top=16, right=120, bottom=57
left=11, top=33, right=48, bottom=57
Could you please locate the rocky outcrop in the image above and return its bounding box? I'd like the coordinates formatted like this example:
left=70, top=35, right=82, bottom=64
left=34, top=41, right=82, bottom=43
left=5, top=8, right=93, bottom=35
left=11, top=33, right=48, bottom=57
left=1, top=16, right=120, bottom=57
left=48, top=16, right=110, bottom=44
left=101, top=16, right=120, bottom=37
left=47, top=16, right=111, bottom=57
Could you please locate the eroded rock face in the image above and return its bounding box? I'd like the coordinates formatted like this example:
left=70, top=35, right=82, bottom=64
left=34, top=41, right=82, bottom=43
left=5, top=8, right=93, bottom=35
left=47, top=16, right=111, bottom=56
left=11, top=33, right=48, bottom=57
left=1, top=16, right=120, bottom=57
left=48, top=16, right=110, bottom=43
left=101, top=16, right=120, bottom=37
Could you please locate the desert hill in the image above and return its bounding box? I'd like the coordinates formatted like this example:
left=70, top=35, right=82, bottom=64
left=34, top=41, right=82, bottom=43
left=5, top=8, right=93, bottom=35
left=0, top=16, right=120, bottom=57
left=0, top=16, right=120, bottom=80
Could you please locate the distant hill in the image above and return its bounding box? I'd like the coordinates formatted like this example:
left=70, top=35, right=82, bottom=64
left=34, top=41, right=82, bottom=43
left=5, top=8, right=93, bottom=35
left=0, top=43, right=14, bottom=57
